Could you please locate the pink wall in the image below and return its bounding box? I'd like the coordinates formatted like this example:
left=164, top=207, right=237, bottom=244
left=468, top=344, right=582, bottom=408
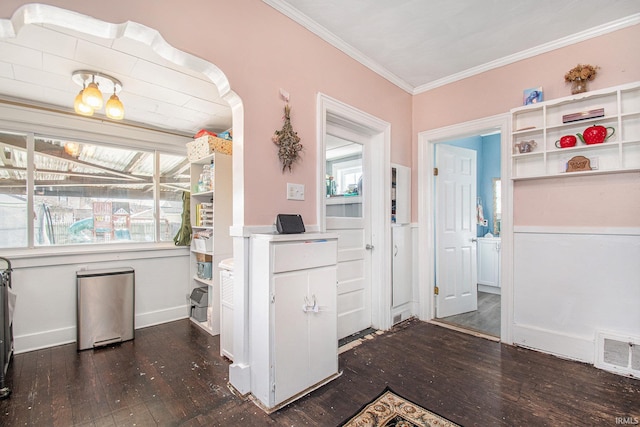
left=0, top=0, right=413, bottom=226
left=2, top=2, right=638, bottom=228
left=413, top=24, right=640, bottom=226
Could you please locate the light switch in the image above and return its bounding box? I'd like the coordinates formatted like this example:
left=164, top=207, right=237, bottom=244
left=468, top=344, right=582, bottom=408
left=287, top=183, right=305, bottom=200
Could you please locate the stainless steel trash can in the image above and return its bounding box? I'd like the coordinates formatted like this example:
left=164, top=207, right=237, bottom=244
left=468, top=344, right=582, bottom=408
left=77, top=267, right=135, bottom=351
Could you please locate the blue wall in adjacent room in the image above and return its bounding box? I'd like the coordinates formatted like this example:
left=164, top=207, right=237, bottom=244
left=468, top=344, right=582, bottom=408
left=444, top=133, right=501, bottom=236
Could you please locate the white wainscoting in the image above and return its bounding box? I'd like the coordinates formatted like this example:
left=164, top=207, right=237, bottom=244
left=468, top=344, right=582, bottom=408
left=8, top=246, right=190, bottom=353
left=512, top=227, right=640, bottom=363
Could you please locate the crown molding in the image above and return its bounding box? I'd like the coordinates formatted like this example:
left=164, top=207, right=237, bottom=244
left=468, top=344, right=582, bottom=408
left=262, top=0, right=414, bottom=94
left=262, top=1, right=640, bottom=96
left=413, top=13, right=640, bottom=94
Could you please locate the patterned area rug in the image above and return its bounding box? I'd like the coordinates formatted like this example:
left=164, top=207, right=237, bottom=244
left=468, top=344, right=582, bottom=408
left=339, top=387, right=460, bottom=427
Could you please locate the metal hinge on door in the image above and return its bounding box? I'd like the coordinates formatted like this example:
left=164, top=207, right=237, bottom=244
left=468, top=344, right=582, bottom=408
left=270, top=293, right=275, bottom=304
left=433, top=167, right=438, bottom=176
left=434, top=286, right=439, bottom=295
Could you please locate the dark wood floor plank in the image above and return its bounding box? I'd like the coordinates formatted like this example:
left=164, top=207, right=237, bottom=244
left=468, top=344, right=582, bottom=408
left=1, top=318, right=639, bottom=426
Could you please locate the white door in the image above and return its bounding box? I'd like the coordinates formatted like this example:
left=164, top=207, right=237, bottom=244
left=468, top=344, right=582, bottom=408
left=325, top=134, right=372, bottom=339
left=435, top=144, right=478, bottom=318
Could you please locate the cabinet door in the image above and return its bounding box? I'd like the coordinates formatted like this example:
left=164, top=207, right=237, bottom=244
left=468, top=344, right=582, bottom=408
left=477, top=240, right=499, bottom=287
left=273, top=265, right=337, bottom=405
left=392, top=226, right=412, bottom=307
left=307, top=265, right=337, bottom=387
left=273, top=270, right=309, bottom=404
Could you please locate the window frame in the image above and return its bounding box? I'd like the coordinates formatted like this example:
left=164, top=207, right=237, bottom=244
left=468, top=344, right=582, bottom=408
left=0, top=102, right=191, bottom=254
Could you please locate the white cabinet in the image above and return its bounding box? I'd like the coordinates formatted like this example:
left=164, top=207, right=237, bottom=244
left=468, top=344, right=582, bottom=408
left=189, top=153, right=232, bottom=335
left=392, top=225, right=411, bottom=309
left=477, top=237, right=500, bottom=289
left=391, top=164, right=412, bottom=323
left=391, top=163, right=411, bottom=224
left=511, top=81, right=640, bottom=180
left=250, top=233, right=339, bottom=412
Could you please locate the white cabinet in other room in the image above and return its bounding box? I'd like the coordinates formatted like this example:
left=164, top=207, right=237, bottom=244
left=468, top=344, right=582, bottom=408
left=477, top=237, right=500, bottom=291
left=249, top=233, right=340, bottom=412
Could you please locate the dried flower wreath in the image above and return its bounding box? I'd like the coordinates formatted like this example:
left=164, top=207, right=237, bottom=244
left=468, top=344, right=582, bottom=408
left=272, top=103, right=303, bottom=172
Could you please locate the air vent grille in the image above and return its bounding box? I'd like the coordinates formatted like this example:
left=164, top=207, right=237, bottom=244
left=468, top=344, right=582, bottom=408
left=596, top=331, right=640, bottom=378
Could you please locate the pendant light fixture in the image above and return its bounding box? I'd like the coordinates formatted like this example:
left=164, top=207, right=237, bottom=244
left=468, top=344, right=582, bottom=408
left=105, top=88, right=125, bottom=120
left=73, top=84, right=93, bottom=116
left=72, top=70, right=124, bottom=120
left=82, top=75, right=103, bottom=110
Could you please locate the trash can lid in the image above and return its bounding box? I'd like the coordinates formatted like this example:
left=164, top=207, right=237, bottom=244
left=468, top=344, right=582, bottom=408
left=219, top=258, right=234, bottom=271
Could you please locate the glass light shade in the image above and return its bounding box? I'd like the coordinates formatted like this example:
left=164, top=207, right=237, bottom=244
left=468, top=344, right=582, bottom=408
left=106, top=93, right=124, bottom=120
left=74, top=90, right=94, bottom=116
left=64, top=142, right=81, bottom=157
left=82, top=81, right=103, bottom=109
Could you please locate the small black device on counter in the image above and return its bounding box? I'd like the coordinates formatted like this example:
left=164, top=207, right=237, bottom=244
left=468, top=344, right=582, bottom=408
left=276, top=214, right=305, bottom=234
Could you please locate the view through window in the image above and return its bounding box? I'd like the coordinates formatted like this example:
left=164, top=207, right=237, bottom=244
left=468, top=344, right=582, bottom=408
left=0, top=131, right=189, bottom=248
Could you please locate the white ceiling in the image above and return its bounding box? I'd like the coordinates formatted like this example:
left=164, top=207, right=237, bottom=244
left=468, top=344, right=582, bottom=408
left=0, top=21, right=232, bottom=136
left=265, top=0, right=640, bottom=93
left=1, top=2, right=639, bottom=136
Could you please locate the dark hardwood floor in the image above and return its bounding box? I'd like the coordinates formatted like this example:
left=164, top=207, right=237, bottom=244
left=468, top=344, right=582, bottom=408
left=1, top=318, right=638, bottom=426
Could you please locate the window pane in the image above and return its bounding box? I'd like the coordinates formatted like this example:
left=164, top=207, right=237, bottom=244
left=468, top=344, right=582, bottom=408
left=325, top=139, right=363, bottom=218
left=0, top=132, right=28, bottom=248
left=159, top=153, right=189, bottom=242
left=33, top=137, right=156, bottom=245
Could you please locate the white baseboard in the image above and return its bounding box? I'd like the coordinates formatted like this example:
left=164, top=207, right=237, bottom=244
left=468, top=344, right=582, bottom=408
left=14, top=305, right=190, bottom=354
left=478, top=284, right=501, bottom=295
left=512, top=323, right=594, bottom=364
left=14, top=326, right=76, bottom=354
left=135, top=305, right=189, bottom=329
left=391, top=303, right=413, bottom=324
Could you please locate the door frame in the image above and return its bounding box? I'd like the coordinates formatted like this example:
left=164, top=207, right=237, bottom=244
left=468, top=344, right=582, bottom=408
left=417, top=113, right=513, bottom=343
left=316, top=93, right=392, bottom=332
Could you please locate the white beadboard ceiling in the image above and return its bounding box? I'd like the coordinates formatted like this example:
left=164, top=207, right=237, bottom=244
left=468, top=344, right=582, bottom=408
left=1, top=2, right=640, bottom=136
left=265, top=0, right=640, bottom=93
left=0, top=19, right=232, bottom=137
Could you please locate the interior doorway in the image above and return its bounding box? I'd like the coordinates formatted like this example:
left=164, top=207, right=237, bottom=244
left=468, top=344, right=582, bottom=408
left=434, top=134, right=501, bottom=338
left=417, top=113, right=513, bottom=344
left=317, top=93, right=392, bottom=340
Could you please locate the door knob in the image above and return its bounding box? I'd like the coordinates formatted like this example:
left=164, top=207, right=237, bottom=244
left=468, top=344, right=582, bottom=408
left=365, top=244, right=374, bottom=250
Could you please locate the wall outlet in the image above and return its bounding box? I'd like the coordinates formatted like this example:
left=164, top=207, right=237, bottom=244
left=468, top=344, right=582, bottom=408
left=287, top=183, right=304, bottom=201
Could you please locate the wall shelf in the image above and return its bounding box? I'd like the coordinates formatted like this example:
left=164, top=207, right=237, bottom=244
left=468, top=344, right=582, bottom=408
left=511, top=81, right=640, bottom=180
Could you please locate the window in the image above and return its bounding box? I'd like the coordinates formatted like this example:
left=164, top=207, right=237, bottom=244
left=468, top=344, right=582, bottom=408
left=0, top=132, right=189, bottom=248
left=0, top=132, right=27, bottom=248
left=333, top=160, right=362, bottom=195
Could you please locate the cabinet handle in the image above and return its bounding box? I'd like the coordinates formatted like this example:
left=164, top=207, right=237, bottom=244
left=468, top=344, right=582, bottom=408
left=302, top=295, right=318, bottom=313
left=365, top=244, right=374, bottom=250
left=394, top=245, right=398, bottom=257
left=471, top=238, right=478, bottom=243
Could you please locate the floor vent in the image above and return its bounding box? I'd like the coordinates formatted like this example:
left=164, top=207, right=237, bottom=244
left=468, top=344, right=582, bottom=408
left=595, top=331, right=640, bottom=378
